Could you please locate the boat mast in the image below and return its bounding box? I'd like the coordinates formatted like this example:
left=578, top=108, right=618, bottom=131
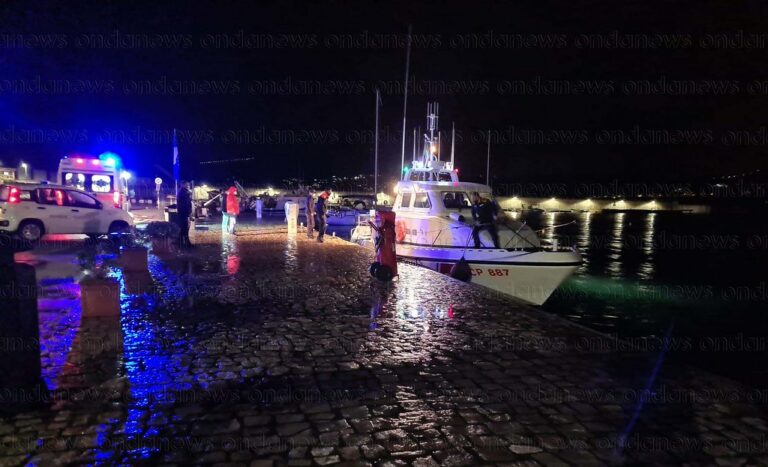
left=450, top=121, right=455, bottom=167
left=400, top=25, right=413, bottom=179
left=374, top=88, right=380, bottom=195
left=412, top=127, right=417, bottom=161
left=425, top=102, right=439, bottom=179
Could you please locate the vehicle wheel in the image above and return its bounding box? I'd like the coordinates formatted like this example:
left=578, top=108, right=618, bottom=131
left=369, top=261, right=380, bottom=278
left=108, top=221, right=131, bottom=235
left=375, top=264, right=393, bottom=281
left=18, top=220, right=44, bottom=243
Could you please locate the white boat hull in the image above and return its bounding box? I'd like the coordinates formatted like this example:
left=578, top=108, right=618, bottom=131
left=397, top=243, right=581, bottom=306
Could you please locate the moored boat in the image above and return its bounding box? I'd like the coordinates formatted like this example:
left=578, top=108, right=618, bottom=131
left=391, top=104, right=582, bottom=305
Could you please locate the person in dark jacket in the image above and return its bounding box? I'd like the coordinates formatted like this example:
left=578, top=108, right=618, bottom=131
left=315, top=189, right=331, bottom=243
left=176, top=181, right=194, bottom=249
left=471, top=191, right=500, bottom=248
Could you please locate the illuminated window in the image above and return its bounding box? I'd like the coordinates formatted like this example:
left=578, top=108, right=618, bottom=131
left=90, top=175, right=113, bottom=193
left=63, top=172, right=86, bottom=190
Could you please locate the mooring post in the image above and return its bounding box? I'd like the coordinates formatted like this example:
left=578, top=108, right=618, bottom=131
left=0, top=235, right=48, bottom=412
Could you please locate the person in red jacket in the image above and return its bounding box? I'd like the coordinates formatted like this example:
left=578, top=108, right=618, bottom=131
left=224, top=186, right=240, bottom=234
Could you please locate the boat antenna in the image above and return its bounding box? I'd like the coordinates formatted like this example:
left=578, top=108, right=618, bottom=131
left=412, top=127, right=417, bottom=161
left=437, top=131, right=441, bottom=161
left=486, top=129, right=491, bottom=186
left=426, top=102, right=439, bottom=165
left=450, top=121, right=455, bottom=167
left=400, top=24, right=413, bottom=179
left=374, top=88, right=381, bottom=195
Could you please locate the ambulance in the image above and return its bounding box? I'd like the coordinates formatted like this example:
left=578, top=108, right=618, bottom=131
left=56, top=152, right=126, bottom=209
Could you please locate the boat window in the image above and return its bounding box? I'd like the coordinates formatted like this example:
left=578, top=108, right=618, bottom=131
left=413, top=192, right=431, bottom=209
left=399, top=192, right=412, bottom=208
left=441, top=191, right=471, bottom=209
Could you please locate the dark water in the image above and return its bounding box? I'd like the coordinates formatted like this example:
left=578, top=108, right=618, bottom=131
left=334, top=210, right=768, bottom=386
left=530, top=210, right=768, bottom=388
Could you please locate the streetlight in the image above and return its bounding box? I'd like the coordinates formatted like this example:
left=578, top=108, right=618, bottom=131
left=155, top=177, right=163, bottom=208
left=20, top=162, right=28, bottom=180
left=120, top=171, right=132, bottom=211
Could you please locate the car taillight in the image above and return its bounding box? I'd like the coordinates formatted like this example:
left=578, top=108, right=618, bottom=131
left=113, top=191, right=121, bottom=208
left=8, top=187, right=20, bottom=204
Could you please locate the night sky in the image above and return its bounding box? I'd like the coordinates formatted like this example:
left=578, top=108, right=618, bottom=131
left=2, top=0, right=767, bottom=185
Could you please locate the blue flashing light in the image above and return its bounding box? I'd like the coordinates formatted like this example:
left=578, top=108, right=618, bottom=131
left=98, top=152, right=121, bottom=168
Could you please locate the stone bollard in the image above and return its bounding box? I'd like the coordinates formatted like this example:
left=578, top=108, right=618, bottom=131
left=285, top=201, right=298, bottom=234
left=0, top=235, right=48, bottom=412
left=256, top=198, right=263, bottom=219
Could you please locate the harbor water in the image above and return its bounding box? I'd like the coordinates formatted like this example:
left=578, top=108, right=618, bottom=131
left=336, top=210, right=768, bottom=387
left=537, top=210, right=768, bottom=387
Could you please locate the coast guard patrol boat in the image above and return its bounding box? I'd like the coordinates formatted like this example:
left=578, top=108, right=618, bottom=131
left=391, top=104, right=582, bottom=305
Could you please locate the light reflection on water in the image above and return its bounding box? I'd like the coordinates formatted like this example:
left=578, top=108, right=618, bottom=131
left=537, top=210, right=767, bottom=350
left=117, top=264, right=193, bottom=460
left=638, top=213, right=656, bottom=281
left=607, top=212, right=625, bottom=278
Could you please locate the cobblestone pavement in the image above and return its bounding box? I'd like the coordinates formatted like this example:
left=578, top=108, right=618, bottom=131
left=2, top=229, right=768, bottom=466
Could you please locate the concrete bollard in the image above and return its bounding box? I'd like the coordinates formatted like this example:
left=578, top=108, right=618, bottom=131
left=0, top=237, right=48, bottom=412
left=256, top=198, right=263, bottom=219
left=285, top=201, right=298, bottom=233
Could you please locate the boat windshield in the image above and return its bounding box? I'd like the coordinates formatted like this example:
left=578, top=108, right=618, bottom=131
left=441, top=191, right=472, bottom=209
left=441, top=191, right=497, bottom=210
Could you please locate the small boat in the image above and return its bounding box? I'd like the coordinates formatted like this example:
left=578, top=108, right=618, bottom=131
left=326, top=206, right=362, bottom=226
left=350, top=212, right=374, bottom=244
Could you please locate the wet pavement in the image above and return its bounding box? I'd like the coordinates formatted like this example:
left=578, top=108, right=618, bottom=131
left=2, top=223, right=768, bottom=466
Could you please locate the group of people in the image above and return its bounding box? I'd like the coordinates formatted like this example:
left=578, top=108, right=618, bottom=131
left=175, top=183, right=499, bottom=250
left=175, top=182, right=241, bottom=249
left=305, top=188, right=332, bottom=242
left=175, top=182, right=334, bottom=249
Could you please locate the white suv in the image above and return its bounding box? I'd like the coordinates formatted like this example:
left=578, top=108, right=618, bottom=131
left=0, top=182, right=134, bottom=242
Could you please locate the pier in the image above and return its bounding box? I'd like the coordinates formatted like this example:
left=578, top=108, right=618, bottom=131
left=1, top=222, right=766, bottom=465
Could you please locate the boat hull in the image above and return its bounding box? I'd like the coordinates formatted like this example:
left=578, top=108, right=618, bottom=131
left=397, top=243, right=581, bottom=306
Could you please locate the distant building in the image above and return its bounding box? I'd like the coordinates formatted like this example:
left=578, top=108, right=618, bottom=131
left=0, top=166, right=16, bottom=181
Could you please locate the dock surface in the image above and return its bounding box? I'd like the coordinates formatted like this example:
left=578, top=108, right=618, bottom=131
left=2, top=225, right=767, bottom=466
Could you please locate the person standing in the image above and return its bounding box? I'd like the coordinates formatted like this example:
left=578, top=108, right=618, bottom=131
left=176, top=181, right=193, bottom=249
left=471, top=191, right=500, bottom=248
left=225, top=186, right=240, bottom=234
left=315, top=189, right=331, bottom=243
left=305, top=189, right=316, bottom=238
